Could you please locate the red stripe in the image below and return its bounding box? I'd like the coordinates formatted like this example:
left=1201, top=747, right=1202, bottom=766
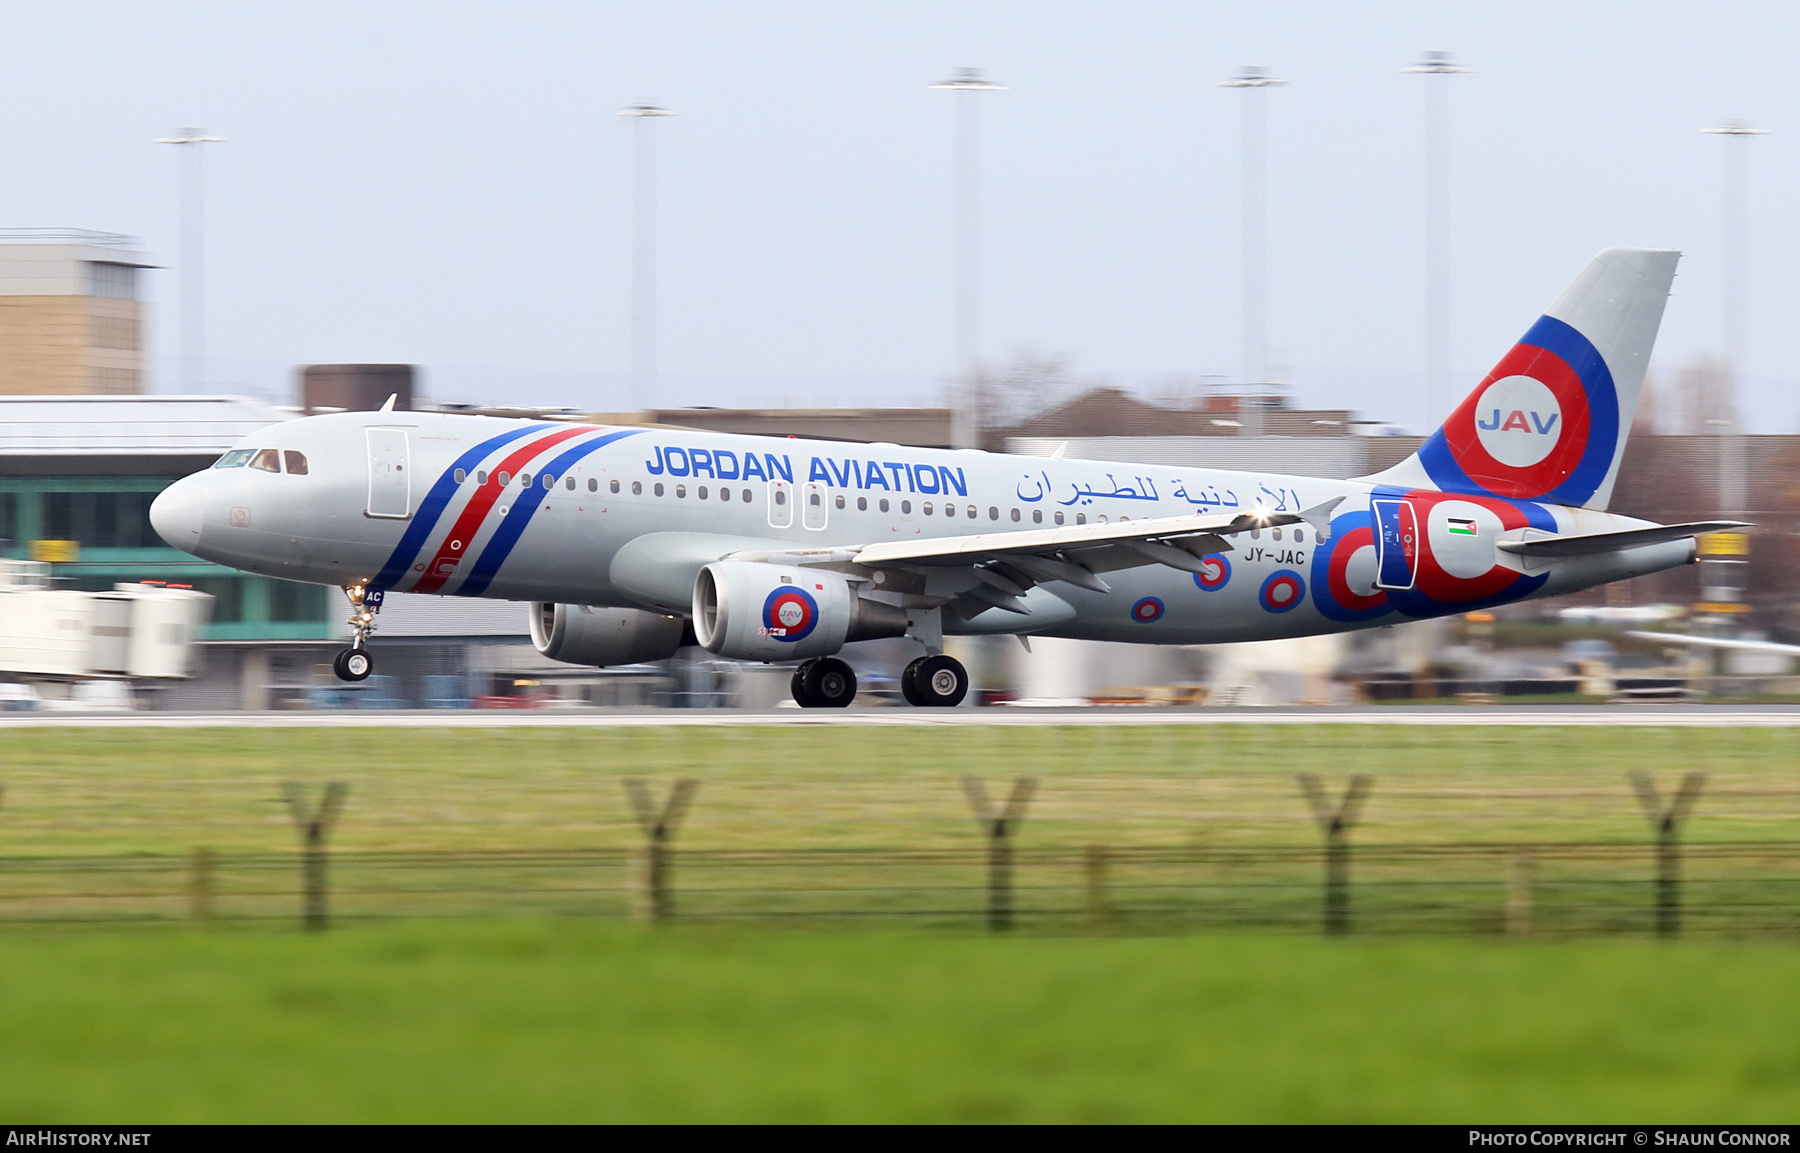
left=407, top=427, right=588, bottom=593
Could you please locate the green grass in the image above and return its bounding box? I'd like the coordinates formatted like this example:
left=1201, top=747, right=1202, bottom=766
left=1, top=920, right=1797, bottom=1122
left=4, top=725, right=1800, bottom=855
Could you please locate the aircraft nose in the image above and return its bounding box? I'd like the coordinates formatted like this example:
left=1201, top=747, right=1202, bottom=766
left=150, top=478, right=204, bottom=551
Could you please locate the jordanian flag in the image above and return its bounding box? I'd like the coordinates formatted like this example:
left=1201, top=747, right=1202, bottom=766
left=1447, top=517, right=1477, bottom=536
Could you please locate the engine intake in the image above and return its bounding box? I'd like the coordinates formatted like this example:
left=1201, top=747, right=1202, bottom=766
left=692, top=561, right=908, bottom=661
left=528, top=602, right=686, bottom=666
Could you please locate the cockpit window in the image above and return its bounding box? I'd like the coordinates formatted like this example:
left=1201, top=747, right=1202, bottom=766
left=284, top=451, right=309, bottom=476
left=214, top=449, right=254, bottom=469
left=250, top=449, right=281, bottom=473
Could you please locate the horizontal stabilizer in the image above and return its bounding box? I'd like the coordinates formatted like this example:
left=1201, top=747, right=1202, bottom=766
left=1496, top=521, right=1749, bottom=560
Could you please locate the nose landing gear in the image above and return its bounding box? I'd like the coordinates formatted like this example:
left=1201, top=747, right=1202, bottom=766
left=332, top=583, right=384, bottom=683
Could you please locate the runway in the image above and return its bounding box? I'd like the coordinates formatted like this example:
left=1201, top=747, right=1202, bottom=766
left=6, top=705, right=1800, bottom=728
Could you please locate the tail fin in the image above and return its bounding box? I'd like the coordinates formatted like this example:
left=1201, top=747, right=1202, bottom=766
left=1368, top=247, right=1679, bottom=511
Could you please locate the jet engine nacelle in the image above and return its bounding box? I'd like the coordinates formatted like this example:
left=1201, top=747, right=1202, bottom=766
left=527, top=602, right=686, bottom=666
left=692, top=560, right=909, bottom=662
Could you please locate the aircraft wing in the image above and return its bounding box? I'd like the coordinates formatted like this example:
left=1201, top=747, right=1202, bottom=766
left=731, top=498, right=1343, bottom=620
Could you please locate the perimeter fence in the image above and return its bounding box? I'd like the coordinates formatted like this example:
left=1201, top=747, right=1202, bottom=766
left=1, top=771, right=1798, bottom=938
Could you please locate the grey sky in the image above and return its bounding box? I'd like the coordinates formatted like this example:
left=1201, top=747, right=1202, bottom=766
left=4, top=1, right=1794, bottom=429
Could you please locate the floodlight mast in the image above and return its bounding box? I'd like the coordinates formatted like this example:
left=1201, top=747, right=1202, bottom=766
left=1703, top=119, right=1767, bottom=519
left=1403, top=50, right=1470, bottom=432
left=155, top=129, right=224, bottom=391
left=1219, top=66, right=1284, bottom=438
left=931, top=67, right=1004, bottom=450
left=620, top=104, right=676, bottom=413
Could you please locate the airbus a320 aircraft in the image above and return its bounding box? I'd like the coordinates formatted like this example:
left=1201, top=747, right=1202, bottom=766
left=149, top=248, right=1744, bottom=707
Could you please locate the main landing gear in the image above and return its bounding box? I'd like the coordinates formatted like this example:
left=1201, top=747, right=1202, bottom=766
left=900, top=653, right=969, bottom=708
left=791, top=656, right=857, bottom=708
left=332, top=583, right=385, bottom=683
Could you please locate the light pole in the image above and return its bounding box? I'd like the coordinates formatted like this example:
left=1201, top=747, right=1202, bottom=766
left=620, top=103, right=675, bottom=414
left=1219, top=66, right=1284, bottom=438
left=156, top=128, right=224, bottom=391
left=931, top=67, right=1004, bottom=449
left=1703, top=119, right=1766, bottom=518
left=1403, top=51, right=1469, bottom=431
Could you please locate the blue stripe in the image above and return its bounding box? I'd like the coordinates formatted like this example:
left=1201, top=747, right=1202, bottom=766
left=371, top=424, right=541, bottom=590
left=455, top=428, right=645, bottom=597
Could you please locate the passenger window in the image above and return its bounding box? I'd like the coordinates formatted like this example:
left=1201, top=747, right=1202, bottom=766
left=566, top=476, right=576, bottom=491
left=1054, top=511, right=1064, bottom=525
left=455, top=468, right=467, bottom=484
left=857, top=497, right=867, bottom=512
left=541, top=474, right=554, bottom=490
left=632, top=481, right=642, bottom=495
left=924, top=502, right=934, bottom=515
left=966, top=505, right=977, bottom=519
left=519, top=472, right=531, bottom=488
left=1076, top=513, right=1086, bottom=525
left=775, top=490, right=786, bottom=506
left=213, top=449, right=254, bottom=469
left=944, top=504, right=955, bottom=518
left=740, top=488, right=751, bottom=503
left=1294, top=529, right=1305, bottom=543
left=719, top=488, right=730, bottom=502
left=478, top=471, right=488, bottom=486
left=609, top=479, right=618, bottom=493
left=654, top=483, right=664, bottom=497
left=901, top=501, right=911, bottom=514
left=835, top=495, right=845, bottom=510
left=1272, top=528, right=1282, bottom=541
left=1010, top=509, right=1020, bottom=522
left=879, top=498, right=890, bottom=513
left=676, top=485, right=686, bottom=498
left=1098, top=515, right=1109, bottom=524
left=809, top=493, right=819, bottom=506
left=250, top=448, right=281, bottom=473
left=988, top=506, right=999, bottom=521
left=699, top=486, right=709, bottom=500
left=1033, top=510, right=1042, bottom=524
left=284, top=451, right=309, bottom=476
left=498, top=471, right=512, bottom=486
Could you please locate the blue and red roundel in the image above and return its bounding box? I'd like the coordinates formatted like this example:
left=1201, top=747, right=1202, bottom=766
left=1131, top=596, right=1165, bottom=623
left=762, top=586, right=819, bottom=642
left=1192, top=554, right=1231, bottom=592
left=1417, top=314, right=1617, bottom=506
left=1259, top=570, right=1305, bottom=614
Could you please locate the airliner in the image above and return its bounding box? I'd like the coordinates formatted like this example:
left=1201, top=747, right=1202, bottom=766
left=149, top=248, right=1743, bottom=707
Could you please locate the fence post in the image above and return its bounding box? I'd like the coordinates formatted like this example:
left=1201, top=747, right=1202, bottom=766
left=1506, top=848, right=1534, bottom=938
left=1629, top=771, right=1706, bottom=938
left=1297, top=773, right=1373, bottom=936
left=281, top=782, right=349, bottom=932
left=962, top=776, right=1037, bottom=931
left=189, top=847, right=215, bottom=924
left=1084, top=844, right=1109, bottom=932
left=623, top=778, right=699, bottom=922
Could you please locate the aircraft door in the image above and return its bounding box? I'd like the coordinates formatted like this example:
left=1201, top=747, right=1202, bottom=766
left=802, top=482, right=828, bottom=530
left=767, top=478, right=793, bottom=528
left=1372, top=498, right=1418, bottom=591
left=366, top=428, right=412, bottom=519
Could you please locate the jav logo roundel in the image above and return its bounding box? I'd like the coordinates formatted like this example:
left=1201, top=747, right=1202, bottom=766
left=1473, top=375, right=1562, bottom=468
left=1131, top=596, right=1165, bottom=623
left=1259, top=569, right=1305, bottom=614
left=1192, top=554, right=1231, bottom=592
left=762, top=587, right=819, bottom=642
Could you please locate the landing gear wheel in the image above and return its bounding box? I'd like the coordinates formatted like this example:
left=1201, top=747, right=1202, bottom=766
left=790, top=661, right=814, bottom=707
left=906, top=654, right=968, bottom=708
left=333, top=647, right=373, bottom=683
left=900, top=657, right=928, bottom=706
left=803, top=657, right=857, bottom=708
